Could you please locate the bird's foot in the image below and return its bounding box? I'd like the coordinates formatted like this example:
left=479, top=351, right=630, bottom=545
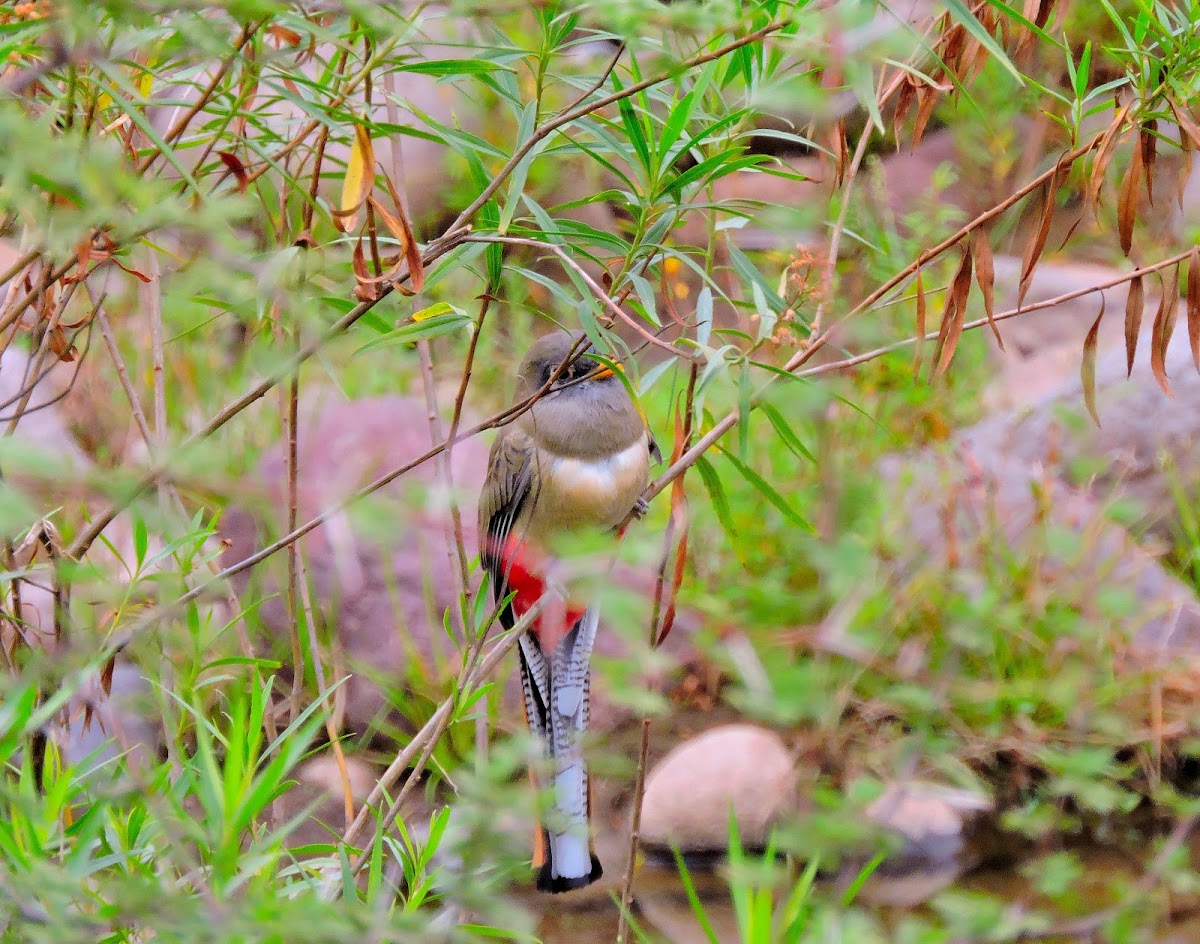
left=630, top=496, right=650, bottom=519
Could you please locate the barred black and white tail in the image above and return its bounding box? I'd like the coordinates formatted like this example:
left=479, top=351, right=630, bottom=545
left=517, top=607, right=603, bottom=893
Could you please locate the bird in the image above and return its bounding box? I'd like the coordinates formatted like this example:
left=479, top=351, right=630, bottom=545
left=478, top=329, right=659, bottom=893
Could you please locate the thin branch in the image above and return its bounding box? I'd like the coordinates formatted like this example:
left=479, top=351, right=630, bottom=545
left=634, top=131, right=1116, bottom=513
left=442, top=19, right=791, bottom=238
left=66, top=224, right=472, bottom=559
left=340, top=600, right=545, bottom=854
left=793, top=247, right=1195, bottom=381
left=464, top=235, right=690, bottom=359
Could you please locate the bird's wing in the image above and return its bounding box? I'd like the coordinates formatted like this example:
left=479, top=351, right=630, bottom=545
left=478, top=424, right=538, bottom=614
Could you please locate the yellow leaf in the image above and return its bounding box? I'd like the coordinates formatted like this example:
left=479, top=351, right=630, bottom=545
left=337, top=122, right=374, bottom=233
left=412, top=302, right=455, bottom=321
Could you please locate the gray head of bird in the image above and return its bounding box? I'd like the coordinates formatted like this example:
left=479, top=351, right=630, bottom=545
left=514, top=330, right=618, bottom=400
left=512, top=330, right=648, bottom=459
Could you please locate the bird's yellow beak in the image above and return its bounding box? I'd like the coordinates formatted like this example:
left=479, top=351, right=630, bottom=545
left=590, top=360, right=620, bottom=380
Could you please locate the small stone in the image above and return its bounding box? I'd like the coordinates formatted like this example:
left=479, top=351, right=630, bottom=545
left=865, top=781, right=992, bottom=868
left=640, top=724, right=796, bottom=854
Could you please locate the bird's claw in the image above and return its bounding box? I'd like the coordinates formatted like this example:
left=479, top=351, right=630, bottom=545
left=630, top=496, right=650, bottom=519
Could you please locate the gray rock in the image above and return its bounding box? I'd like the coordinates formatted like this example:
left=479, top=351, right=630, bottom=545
left=883, top=308, right=1200, bottom=657
left=639, top=724, right=796, bottom=854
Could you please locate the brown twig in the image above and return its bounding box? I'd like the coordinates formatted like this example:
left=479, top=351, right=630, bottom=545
left=340, top=599, right=545, bottom=854
left=138, top=19, right=264, bottom=176
left=463, top=235, right=690, bottom=359
left=633, top=131, right=1116, bottom=514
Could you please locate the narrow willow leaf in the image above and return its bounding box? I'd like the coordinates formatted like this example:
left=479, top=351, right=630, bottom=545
left=1139, top=118, right=1157, bottom=203
left=694, top=455, right=737, bottom=546
left=719, top=447, right=812, bottom=532
left=1150, top=266, right=1180, bottom=398
left=761, top=402, right=815, bottom=464
left=1188, top=249, right=1200, bottom=372
left=337, top=122, right=374, bottom=233
left=973, top=229, right=1002, bottom=349
left=935, top=250, right=973, bottom=378
left=1117, top=145, right=1141, bottom=257
left=1125, top=273, right=1143, bottom=377
left=355, top=311, right=469, bottom=353
left=1089, top=102, right=1131, bottom=216
left=1019, top=164, right=1062, bottom=309
left=1081, top=294, right=1105, bottom=427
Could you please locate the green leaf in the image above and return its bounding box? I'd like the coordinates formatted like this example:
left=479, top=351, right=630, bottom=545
left=355, top=309, right=470, bottom=353
left=133, top=518, right=148, bottom=569
left=695, top=286, right=714, bottom=347
left=399, top=58, right=508, bottom=76
left=718, top=446, right=813, bottom=532
left=760, top=402, right=816, bottom=464
left=695, top=454, right=737, bottom=546
left=612, top=73, right=652, bottom=176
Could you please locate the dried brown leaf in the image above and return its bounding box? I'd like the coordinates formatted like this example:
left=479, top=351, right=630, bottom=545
left=100, top=654, right=116, bottom=696
left=1125, top=273, right=1144, bottom=377
left=1150, top=266, right=1180, bottom=398
left=1170, top=98, right=1200, bottom=152
left=1081, top=293, right=1105, bottom=427
left=267, top=24, right=302, bottom=46
left=1140, top=119, right=1158, bottom=204
left=351, top=239, right=379, bottom=302
left=1189, top=248, right=1200, bottom=372
left=893, top=79, right=915, bottom=151
left=376, top=178, right=425, bottom=293
left=1118, top=143, right=1141, bottom=258
left=216, top=150, right=248, bottom=193
left=934, top=250, right=973, bottom=378
left=1019, top=162, right=1064, bottom=308
left=973, top=229, right=1002, bottom=350
left=1089, top=102, right=1131, bottom=216
left=47, top=325, right=76, bottom=362
left=912, top=85, right=938, bottom=149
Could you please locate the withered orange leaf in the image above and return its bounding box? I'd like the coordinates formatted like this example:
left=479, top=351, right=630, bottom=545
left=973, top=229, right=1002, bottom=350
left=1125, top=273, right=1143, bottom=377
left=1140, top=119, right=1157, bottom=203
left=377, top=175, right=425, bottom=293
left=934, top=250, right=973, bottom=379
left=1170, top=98, right=1200, bottom=153
left=1081, top=294, right=1105, bottom=427
left=48, top=325, right=76, bottom=362
left=1118, top=144, right=1141, bottom=258
left=912, top=85, right=938, bottom=150
left=1089, top=102, right=1131, bottom=217
left=893, top=79, right=915, bottom=151
left=1150, top=266, right=1179, bottom=398
left=1019, top=163, right=1063, bottom=310
left=337, top=121, right=375, bottom=234
left=216, top=150, right=248, bottom=193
